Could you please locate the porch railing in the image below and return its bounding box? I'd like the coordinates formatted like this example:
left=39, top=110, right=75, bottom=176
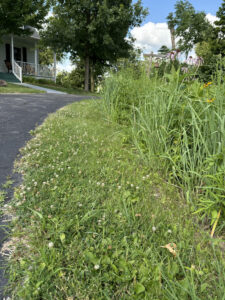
left=16, top=61, right=55, bottom=79
left=12, top=61, right=22, bottom=82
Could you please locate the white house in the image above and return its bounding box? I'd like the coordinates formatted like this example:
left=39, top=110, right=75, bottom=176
left=0, top=27, right=56, bottom=83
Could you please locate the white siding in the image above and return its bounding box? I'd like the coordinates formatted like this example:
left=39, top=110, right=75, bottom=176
left=27, top=47, right=35, bottom=64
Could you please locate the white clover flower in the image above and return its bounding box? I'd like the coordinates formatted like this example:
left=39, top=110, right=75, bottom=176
left=130, top=184, right=134, bottom=187
left=94, top=264, right=100, bottom=270
left=118, top=186, right=121, bottom=189
left=152, top=226, right=156, bottom=232
left=96, top=182, right=100, bottom=186
left=101, top=183, right=105, bottom=187
left=136, top=186, right=139, bottom=190
left=48, top=242, right=54, bottom=248
left=168, top=229, right=172, bottom=234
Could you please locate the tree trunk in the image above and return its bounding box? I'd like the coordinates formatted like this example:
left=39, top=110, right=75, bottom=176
left=90, top=63, right=95, bottom=93
left=84, top=56, right=90, bottom=92
left=170, top=27, right=176, bottom=50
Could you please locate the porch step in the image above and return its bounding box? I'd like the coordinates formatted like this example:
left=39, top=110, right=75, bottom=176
left=0, top=72, right=21, bottom=83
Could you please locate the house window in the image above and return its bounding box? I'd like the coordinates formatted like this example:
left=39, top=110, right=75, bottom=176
left=5, top=44, right=10, bottom=61
left=22, top=47, right=27, bottom=62
left=14, top=47, right=21, bottom=61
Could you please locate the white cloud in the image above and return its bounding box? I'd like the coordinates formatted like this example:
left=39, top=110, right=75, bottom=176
left=131, top=13, right=218, bottom=55
left=131, top=22, right=171, bottom=54
left=206, top=13, right=219, bottom=25
left=46, top=10, right=53, bottom=20
left=57, top=58, right=74, bottom=73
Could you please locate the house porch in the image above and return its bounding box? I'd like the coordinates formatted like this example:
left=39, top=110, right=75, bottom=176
left=0, top=34, right=56, bottom=82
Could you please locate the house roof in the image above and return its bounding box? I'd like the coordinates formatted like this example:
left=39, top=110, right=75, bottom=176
left=24, top=26, right=40, bottom=40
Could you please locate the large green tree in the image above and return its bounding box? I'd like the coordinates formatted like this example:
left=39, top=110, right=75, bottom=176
left=210, top=0, right=225, bottom=56
left=42, top=0, right=147, bottom=91
left=0, top=0, right=51, bottom=37
left=167, top=0, right=212, bottom=56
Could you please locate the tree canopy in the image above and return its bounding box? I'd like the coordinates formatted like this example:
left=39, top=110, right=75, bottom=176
left=167, top=0, right=212, bottom=56
left=0, top=0, right=51, bottom=37
left=158, top=45, right=170, bottom=55
left=42, top=0, right=148, bottom=91
left=210, top=0, right=225, bottom=56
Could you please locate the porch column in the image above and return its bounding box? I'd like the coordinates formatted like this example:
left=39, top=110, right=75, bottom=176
left=34, top=43, right=38, bottom=76
left=53, top=52, right=57, bottom=83
left=11, top=35, right=14, bottom=72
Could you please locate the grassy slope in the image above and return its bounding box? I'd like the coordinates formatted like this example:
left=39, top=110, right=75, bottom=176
left=0, top=83, right=45, bottom=94
left=23, top=77, right=96, bottom=96
left=7, top=100, right=225, bottom=299
left=33, top=83, right=96, bottom=96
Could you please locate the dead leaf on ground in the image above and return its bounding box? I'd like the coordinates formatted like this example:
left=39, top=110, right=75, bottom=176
left=161, top=243, right=177, bottom=257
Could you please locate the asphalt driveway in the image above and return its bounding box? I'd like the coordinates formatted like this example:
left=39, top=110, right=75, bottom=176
left=0, top=93, right=93, bottom=298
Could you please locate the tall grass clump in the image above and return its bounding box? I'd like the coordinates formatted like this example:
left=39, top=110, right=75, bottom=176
left=103, top=62, right=225, bottom=233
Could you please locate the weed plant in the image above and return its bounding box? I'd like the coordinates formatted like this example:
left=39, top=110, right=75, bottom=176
left=7, top=101, right=225, bottom=299
left=103, top=63, right=225, bottom=234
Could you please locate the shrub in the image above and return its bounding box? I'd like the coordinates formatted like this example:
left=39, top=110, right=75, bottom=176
left=56, top=68, right=84, bottom=89
left=23, top=76, right=55, bottom=85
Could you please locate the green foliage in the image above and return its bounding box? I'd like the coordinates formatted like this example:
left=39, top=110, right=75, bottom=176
left=56, top=69, right=84, bottom=89
left=168, top=0, right=213, bottom=55
left=38, top=45, right=63, bottom=67
left=0, top=83, right=44, bottom=93
left=103, top=63, right=225, bottom=233
left=158, top=45, right=170, bottom=54
left=23, top=76, right=55, bottom=85
left=197, top=55, right=219, bottom=82
left=103, top=63, right=147, bottom=123
left=0, top=0, right=50, bottom=37
left=7, top=101, right=225, bottom=299
left=210, top=0, right=225, bottom=56
left=195, top=42, right=212, bottom=62
left=22, top=76, right=94, bottom=95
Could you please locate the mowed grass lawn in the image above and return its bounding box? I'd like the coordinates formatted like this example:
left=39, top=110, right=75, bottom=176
left=23, top=77, right=96, bottom=96
left=0, top=83, right=45, bottom=93
left=29, top=82, right=95, bottom=96
left=6, top=100, right=225, bottom=299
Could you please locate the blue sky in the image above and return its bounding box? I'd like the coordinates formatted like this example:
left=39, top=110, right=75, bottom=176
left=141, top=0, right=222, bottom=24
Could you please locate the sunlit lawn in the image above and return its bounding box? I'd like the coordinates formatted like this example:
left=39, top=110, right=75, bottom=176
left=0, top=83, right=45, bottom=94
